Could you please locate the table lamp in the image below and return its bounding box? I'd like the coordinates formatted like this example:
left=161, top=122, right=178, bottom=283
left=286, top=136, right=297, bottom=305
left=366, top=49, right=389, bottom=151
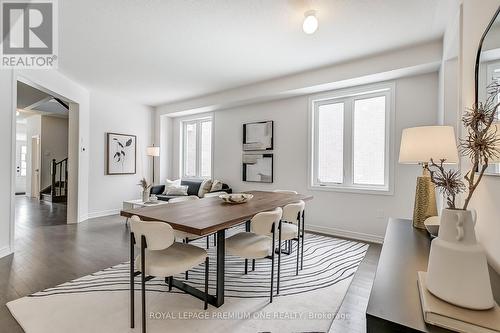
left=146, top=145, right=160, bottom=184
left=399, top=126, right=459, bottom=229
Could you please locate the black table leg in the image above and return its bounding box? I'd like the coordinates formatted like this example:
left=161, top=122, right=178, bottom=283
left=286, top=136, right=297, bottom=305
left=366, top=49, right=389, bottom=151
left=215, top=229, right=225, bottom=307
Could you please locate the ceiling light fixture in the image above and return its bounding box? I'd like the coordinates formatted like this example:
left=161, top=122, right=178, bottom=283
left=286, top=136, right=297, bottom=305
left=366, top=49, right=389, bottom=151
left=303, top=10, right=318, bottom=34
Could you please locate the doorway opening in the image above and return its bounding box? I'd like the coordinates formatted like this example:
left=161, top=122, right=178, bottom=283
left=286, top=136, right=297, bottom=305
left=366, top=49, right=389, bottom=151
left=15, top=81, right=70, bottom=227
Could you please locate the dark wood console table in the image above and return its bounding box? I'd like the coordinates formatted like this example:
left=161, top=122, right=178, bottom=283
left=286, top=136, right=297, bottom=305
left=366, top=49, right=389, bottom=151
left=366, top=219, right=453, bottom=332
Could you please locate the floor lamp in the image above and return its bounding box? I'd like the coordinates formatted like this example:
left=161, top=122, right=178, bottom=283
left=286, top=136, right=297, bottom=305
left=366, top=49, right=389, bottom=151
left=146, top=146, right=160, bottom=184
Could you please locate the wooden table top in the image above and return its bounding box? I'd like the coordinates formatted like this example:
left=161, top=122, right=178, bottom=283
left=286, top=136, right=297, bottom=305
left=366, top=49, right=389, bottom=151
left=120, top=190, right=313, bottom=236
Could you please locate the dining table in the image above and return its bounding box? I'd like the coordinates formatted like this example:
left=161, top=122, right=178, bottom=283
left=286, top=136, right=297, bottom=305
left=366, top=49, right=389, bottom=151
left=120, top=190, right=313, bottom=307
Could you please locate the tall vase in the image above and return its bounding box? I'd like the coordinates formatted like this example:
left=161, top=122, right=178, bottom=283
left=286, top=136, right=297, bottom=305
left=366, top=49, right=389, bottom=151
left=426, top=208, right=494, bottom=310
left=142, top=189, right=150, bottom=203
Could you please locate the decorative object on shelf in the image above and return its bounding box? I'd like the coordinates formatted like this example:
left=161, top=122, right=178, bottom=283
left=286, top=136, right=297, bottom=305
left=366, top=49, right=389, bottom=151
left=424, top=81, right=500, bottom=310
left=399, top=126, right=459, bottom=229
left=423, top=216, right=440, bottom=237
left=243, top=121, right=273, bottom=151
left=138, top=177, right=152, bottom=203
left=242, top=153, right=273, bottom=183
left=219, top=193, right=253, bottom=204
left=106, top=132, right=137, bottom=175
left=146, top=145, right=160, bottom=184
left=417, top=271, right=500, bottom=332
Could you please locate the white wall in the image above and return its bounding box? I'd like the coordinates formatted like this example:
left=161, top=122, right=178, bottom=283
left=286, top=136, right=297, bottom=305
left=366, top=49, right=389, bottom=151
left=459, top=0, right=500, bottom=273
left=211, top=73, right=438, bottom=242
left=0, top=70, right=14, bottom=258
left=40, top=116, right=69, bottom=189
left=87, top=91, right=154, bottom=218
left=25, top=114, right=41, bottom=197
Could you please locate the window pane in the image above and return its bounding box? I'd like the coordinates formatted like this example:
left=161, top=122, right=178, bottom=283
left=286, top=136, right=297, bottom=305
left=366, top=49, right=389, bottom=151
left=317, top=102, right=344, bottom=183
left=353, top=96, right=386, bottom=185
left=184, top=122, right=197, bottom=177
left=200, top=121, right=212, bottom=177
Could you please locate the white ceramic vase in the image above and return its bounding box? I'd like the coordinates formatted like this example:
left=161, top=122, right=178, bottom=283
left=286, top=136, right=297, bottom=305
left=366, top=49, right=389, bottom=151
left=426, top=208, right=494, bottom=310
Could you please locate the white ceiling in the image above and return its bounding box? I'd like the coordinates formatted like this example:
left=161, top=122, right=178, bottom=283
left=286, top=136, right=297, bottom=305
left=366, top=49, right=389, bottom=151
left=58, top=0, right=458, bottom=106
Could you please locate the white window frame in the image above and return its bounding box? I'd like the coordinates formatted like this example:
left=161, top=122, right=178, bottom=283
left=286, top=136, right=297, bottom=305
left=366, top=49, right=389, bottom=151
left=181, top=117, right=213, bottom=179
left=308, top=82, right=395, bottom=195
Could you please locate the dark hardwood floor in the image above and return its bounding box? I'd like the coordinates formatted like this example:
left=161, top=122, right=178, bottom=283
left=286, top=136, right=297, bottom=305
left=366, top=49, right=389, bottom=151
left=1, top=196, right=381, bottom=333
left=329, top=242, right=382, bottom=333
left=1, top=196, right=130, bottom=332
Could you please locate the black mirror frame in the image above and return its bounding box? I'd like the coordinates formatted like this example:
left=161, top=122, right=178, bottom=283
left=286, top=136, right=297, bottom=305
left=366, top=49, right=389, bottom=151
left=474, top=6, right=500, bottom=106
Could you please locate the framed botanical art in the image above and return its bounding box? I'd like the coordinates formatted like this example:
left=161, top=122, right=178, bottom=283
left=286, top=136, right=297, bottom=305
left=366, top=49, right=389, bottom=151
left=242, top=153, right=273, bottom=183
left=243, top=120, right=273, bottom=151
left=106, top=132, right=137, bottom=175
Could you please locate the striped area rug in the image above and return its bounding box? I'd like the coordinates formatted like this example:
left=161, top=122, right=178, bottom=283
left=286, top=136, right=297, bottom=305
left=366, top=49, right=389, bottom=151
left=7, top=233, right=368, bottom=333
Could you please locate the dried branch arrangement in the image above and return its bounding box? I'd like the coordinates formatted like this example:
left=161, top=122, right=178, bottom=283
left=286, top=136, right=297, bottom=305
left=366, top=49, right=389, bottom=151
left=429, top=81, right=500, bottom=210
left=138, top=177, right=152, bottom=191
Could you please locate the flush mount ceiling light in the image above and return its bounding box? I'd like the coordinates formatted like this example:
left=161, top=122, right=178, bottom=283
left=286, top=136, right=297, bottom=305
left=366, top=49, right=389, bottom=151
left=303, top=10, right=318, bottom=34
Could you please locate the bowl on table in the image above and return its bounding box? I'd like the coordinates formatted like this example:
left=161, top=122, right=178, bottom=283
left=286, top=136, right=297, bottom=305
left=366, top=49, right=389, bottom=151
left=219, top=193, right=253, bottom=204
left=424, top=216, right=440, bottom=237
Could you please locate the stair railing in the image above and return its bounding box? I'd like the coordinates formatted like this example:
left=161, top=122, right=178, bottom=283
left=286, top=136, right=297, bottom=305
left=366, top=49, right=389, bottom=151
left=51, top=158, right=68, bottom=197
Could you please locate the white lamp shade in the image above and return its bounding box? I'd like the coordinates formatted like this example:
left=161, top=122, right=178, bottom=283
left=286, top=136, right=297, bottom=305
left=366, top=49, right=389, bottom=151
left=146, top=146, right=160, bottom=157
left=399, top=126, right=458, bottom=164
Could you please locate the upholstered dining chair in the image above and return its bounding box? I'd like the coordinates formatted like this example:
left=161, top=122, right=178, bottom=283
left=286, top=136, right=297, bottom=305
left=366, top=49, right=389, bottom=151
left=273, top=190, right=306, bottom=283
left=129, top=215, right=209, bottom=333
left=168, top=196, right=212, bottom=279
left=225, top=207, right=282, bottom=303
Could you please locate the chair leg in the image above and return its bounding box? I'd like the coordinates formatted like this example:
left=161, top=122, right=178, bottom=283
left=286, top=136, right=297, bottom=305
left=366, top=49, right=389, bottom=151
left=296, top=221, right=300, bottom=276
left=204, top=257, right=209, bottom=310
left=185, top=270, right=188, bottom=280
left=206, top=236, right=209, bottom=249
left=277, top=220, right=282, bottom=294
left=140, top=236, right=147, bottom=333
left=244, top=259, right=248, bottom=274
left=130, top=233, right=135, bottom=328
left=168, top=276, right=173, bottom=291
left=301, top=210, right=305, bottom=270
left=270, top=224, right=275, bottom=303
left=252, top=259, right=255, bottom=271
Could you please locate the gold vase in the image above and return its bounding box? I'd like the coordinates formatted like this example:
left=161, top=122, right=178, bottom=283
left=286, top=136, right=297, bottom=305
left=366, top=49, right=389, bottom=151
left=412, top=172, right=437, bottom=229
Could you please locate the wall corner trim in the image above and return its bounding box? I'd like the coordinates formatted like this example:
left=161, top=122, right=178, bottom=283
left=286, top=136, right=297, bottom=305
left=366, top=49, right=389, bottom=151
left=0, top=246, right=13, bottom=259
left=87, top=209, right=121, bottom=220
left=306, top=224, right=384, bottom=244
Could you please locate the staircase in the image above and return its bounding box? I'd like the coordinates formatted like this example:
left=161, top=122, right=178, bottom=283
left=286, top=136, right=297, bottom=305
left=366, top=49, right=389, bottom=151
left=40, top=158, right=68, bottom=203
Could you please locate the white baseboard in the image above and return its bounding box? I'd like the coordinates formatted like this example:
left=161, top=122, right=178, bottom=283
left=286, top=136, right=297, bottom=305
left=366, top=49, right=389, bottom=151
left=0, top=246, right=13, bottom=259
left=306, top=224, right=384, bottom=244
left=87, top=209, right=120, bottom=219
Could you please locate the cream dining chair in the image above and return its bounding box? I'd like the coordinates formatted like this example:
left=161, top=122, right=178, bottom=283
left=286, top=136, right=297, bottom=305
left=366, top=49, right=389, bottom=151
left=129, top=215, right=209, bottom=333
left=168, top=195, right=212, bottom=279
left=225, top=207, right=282, bottom=303
left=273, top=190, right=306, bottom=293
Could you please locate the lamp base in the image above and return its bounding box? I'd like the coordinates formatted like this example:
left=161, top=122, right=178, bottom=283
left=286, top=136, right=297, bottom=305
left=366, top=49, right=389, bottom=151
left=412, top=175, right=437, bottom=229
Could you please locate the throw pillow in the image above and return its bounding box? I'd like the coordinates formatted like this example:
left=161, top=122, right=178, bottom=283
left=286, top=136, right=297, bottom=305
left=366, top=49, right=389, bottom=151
left=211, top=179, right=223, bottom=192
left=165, top=185, right=188, bottom=196
left=198, top=179, right=213, bottom=197
left=163, top=179, right=181, bottom=194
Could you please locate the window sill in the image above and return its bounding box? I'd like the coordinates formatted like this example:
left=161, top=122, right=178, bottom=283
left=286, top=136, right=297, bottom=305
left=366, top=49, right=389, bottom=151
left=309, top=184, right=394, bottom=196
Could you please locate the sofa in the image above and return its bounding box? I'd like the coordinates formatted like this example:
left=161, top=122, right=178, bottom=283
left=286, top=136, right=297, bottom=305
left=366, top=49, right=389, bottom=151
left=150, top=179, right=232, bottom=202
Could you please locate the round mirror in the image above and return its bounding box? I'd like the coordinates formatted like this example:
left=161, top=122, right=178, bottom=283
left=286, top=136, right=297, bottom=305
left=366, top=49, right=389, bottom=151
left=475, top=6, right=500, bottom=175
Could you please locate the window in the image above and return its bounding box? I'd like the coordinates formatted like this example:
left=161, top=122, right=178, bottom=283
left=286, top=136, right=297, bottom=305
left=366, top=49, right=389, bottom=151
left=20, top=145, right=27, bottom=176
left=310, top=84, right=393, bottom=193
left=182, top=117, right=212, bottom=178
left=487, top=62, right=500, bottom=119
